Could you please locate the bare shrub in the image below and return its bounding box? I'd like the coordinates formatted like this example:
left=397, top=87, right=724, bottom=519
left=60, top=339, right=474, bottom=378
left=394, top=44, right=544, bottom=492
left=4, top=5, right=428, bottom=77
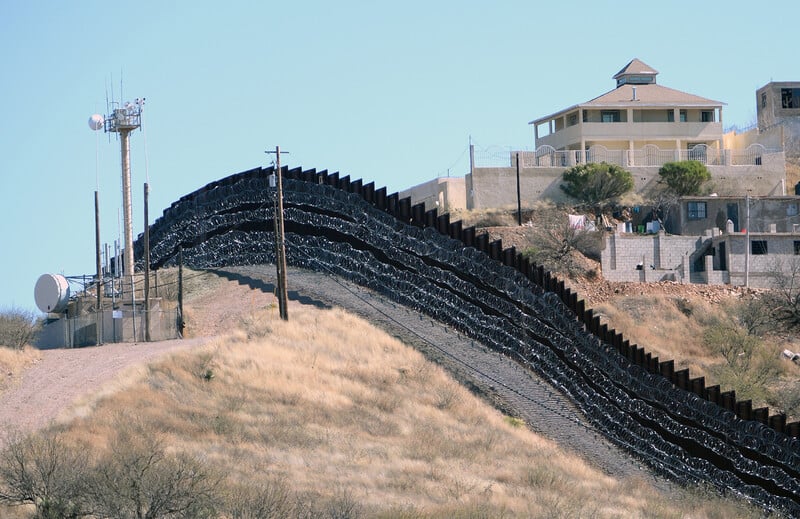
left=221, top=478, right=294, bottom=519
left=457, top=209, right=517, bottom=228
left=85, top=418, right=220, bottom=519
left=731, top=296, right=776, bottom=337
left=522, top=207, right=602, bottom=278
left=293, top=489, right=363, bottom=519
left=767, top=257, right=800, bottom=331
left=0, top=429, right=89, bottom=518
left=704, top=326, right=781, bottom=403
left=0, top=308, right=40, bottom=350
left=772, top=381, right=800, bottom=420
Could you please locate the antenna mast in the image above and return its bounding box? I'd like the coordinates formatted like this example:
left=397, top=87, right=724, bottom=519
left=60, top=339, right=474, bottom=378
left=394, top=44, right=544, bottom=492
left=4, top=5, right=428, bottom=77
left=95, top=98, right=145, bottom=281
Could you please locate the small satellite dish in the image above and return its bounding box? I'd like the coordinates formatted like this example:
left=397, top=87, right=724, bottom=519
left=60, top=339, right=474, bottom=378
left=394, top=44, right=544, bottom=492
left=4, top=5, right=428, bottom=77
left=88, top=114, right=104, bottom=131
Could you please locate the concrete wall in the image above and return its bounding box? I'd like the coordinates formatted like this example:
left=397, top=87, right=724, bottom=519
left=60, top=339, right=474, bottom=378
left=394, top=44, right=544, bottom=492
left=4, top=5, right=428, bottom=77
left=465, top=167, right=569, bottom=210
left=669, top=195, right=800, bottom=236
left=36, top=306, right=179, bottom=348
left=601, top=231, right=704, bottom=283
left=756, top=81, right=800, bottom=159
left=714, top=232, right=800, bottom=288
left=399, top=177, right=466, bottom=212
left=723, top=126, right=784, bottom=150
left=464, top=160, right=785, bottom=210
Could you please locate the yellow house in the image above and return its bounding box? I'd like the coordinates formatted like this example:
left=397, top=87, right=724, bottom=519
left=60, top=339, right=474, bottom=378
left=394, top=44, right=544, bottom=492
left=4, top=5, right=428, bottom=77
left=400, top=58, right=786, bottom=212
left=529, top=59, right=726, bottom=166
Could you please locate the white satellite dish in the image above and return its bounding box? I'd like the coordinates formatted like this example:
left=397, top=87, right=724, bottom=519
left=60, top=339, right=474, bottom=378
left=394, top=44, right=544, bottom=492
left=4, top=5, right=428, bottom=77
left=34, top=273, right=70, bottom=314
left=88, top=114, right=104, bottom=131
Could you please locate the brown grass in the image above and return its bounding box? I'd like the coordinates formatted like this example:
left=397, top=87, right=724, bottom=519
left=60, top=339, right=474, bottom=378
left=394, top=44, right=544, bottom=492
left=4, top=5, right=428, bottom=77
left=36, top=303, right=763, bottom=518
left=0, top=346, right=41, bottom=394
left=593, top=294, right=727, bottom=377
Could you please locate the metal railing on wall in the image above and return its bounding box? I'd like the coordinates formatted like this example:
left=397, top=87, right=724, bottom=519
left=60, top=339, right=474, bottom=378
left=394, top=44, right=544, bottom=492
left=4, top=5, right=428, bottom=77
left=473, top=145, right=778, bottom=169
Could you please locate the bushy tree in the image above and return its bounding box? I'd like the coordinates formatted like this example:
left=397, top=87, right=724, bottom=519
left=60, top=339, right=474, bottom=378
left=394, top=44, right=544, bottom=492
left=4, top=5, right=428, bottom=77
left=658, top=160, right=711, bottom=196
left=560, top=162, right=634, bottom=209
left=0, top=308, right=40, bottom=350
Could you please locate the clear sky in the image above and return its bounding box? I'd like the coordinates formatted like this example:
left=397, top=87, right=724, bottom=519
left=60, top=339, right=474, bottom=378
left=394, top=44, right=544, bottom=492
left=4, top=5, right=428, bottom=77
left=2, top=0, right=798, bottom=313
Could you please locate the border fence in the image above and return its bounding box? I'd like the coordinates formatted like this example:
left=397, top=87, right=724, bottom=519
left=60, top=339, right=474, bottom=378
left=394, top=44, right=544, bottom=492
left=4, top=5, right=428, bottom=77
left=135, top=165, right=800, bottom=514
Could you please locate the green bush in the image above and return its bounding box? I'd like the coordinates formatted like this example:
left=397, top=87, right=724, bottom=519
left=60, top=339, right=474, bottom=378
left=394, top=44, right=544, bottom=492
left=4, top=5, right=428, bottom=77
left=658, top=160, right=711, bottom=196
left=560, top=162, right=634, bottom=209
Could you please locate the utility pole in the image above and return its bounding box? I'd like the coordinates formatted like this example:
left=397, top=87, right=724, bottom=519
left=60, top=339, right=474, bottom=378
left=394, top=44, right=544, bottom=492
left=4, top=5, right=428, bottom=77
left=95, top=191, right=103, bottom=345
left=143, top=182, right=151, bottom=341
left=515, top=153, right=522, bottom=226
left=266, top=146, right=290, bottom=320
left=745, top=194, right=751, bottom=287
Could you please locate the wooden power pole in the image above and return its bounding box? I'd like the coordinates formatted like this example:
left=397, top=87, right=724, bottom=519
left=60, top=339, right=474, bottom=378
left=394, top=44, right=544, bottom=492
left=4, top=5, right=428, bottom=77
left=95, top=191, right=103, bottom=345
left=266, top=146, right=290, bottom=320
left=143, top=182, right=151, bottom=341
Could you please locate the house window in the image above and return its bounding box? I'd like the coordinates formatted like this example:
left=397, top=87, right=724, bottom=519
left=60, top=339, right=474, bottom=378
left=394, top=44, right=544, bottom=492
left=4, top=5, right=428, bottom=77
left=667, top=110, right=675, bottom=122
left=679, top=110, right=687, bottom=122
left=781, top=88, right=800, bottom=109
left=582, top=110, right=588, bottom=122
left=794, top=241, right=800, bottom=255
left=788, top=203, right=798, bottom=216
left=701, top=110, right=714, bottom=122
left=601, top=110, right=620, bottom=123
left=568, top=113, right=578, bottom=126
left=751, top=240, right=768, bottom=255
left=687, top=201, right=707, bottom=220
left=762, top=92, right=767, bottom=108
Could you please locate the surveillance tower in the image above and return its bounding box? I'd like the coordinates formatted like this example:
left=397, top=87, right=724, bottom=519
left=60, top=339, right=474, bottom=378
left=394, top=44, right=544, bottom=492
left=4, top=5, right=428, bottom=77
left=89, top=98, right=144, bottom=280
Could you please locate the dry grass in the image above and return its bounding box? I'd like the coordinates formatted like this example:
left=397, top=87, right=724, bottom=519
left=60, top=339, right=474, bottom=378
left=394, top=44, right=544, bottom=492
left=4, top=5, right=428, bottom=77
left=35, top=304, right=763, bottom=518
left=0, top=346, right=41, bottom=394
left=593, top=294, right=727, bottom=377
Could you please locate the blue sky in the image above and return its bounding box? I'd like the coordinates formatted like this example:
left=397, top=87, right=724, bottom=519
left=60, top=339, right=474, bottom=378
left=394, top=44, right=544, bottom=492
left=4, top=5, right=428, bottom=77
left=2, top=0, right=798, bottom=313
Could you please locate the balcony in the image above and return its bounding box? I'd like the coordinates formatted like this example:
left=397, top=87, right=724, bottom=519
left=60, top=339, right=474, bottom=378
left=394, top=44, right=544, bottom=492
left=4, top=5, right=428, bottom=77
left=536, top=121, right=722, bottom=150
left=473, top=144, right=775, bottom=169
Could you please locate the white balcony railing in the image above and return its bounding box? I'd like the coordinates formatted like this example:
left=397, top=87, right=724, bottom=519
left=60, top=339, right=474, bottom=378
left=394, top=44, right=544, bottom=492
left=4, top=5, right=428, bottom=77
left=473, top=144, right=775, bottom=169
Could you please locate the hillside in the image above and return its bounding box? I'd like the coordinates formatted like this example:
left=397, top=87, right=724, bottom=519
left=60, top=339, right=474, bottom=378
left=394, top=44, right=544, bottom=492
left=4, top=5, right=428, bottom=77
left=0, top=268, right=766, bottom=518
left=478, top=219, right=800, bottom=420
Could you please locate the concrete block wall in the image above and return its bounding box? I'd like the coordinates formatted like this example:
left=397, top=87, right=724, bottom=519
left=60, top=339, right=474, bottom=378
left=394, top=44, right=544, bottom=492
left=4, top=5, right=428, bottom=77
left=719, top=232, right=800, bottom=288
left=602, top=231, right=704, bottom=283
left=466, top=167, right=568, bottom=209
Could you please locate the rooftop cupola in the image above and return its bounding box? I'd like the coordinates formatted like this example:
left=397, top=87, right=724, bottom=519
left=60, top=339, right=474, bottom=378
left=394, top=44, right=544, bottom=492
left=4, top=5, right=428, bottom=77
left=613, top=58, right=658, bottom=87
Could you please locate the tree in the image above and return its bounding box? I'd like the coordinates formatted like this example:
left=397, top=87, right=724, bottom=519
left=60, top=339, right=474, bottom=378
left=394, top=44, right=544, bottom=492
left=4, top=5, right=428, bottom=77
left=0, top=308, right=40, bottom=350
left=522, top=206, right=601, bottom=278
left=658, top=160, right=711, bottom=196
left=703, top=325, right=780, bottom=403
left=765, top=256, right=800, bottom=330
left=560, top=162, right=634, bottom=209
left=85, top=421, right=219, bottom=519
left=0, top=430, right=90, bottom=518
